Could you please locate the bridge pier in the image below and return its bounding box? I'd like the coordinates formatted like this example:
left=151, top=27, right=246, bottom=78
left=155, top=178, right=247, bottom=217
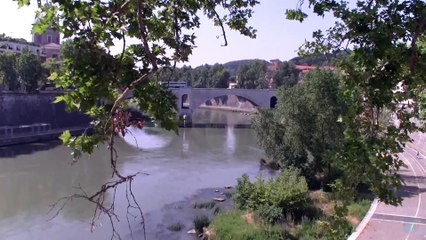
left=179, top=113, right=192, bottom=128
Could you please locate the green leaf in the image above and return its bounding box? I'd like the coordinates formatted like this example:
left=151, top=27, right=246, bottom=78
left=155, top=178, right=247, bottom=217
left=53, top=96, right=65, bottom=103
left=16, top=0, right=30, bottom=7
left=59, top=130, right=72, bottom=144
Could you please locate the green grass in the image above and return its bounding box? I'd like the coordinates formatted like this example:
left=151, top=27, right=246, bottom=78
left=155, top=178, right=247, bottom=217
left=210, top=210, right=290, bottom=240
left=348, top=199, right=372, bottom=220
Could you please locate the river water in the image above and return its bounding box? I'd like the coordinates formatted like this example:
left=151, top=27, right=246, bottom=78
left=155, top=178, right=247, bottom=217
left=0, top=109, right=264, bottom=240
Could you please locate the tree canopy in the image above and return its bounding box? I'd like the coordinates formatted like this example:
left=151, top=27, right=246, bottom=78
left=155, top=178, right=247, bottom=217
left=284, top=0, right=426, bottom=205
left=15, top=0, right=260, bottom=238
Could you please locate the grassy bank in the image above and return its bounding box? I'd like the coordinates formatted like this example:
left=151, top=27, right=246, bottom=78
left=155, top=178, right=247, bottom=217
left=207, top=192, right=372, bottom=240
left=202, top=169, right=373, bottom=240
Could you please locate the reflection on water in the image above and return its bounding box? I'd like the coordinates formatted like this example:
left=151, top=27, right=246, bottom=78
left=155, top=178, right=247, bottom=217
left=122, top=126, right=174, bottom=150
left=226, top=126, right=236, bottom=154
left=0, top=110, right=264, bottom=239
left=192, top=108, right=254, bottom=125
left=0, top=141, right=62, bottom=158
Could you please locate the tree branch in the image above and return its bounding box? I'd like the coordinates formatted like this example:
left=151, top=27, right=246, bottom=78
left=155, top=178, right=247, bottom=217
left=137, top=0, right=158, bottom=70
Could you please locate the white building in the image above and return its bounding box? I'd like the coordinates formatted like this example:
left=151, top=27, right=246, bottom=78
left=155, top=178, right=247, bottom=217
left=0, top=40, right=43, bottom=57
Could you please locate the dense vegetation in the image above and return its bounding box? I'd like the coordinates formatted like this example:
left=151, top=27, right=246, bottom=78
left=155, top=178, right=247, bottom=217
left=0, top=48, right=55, bottom=92
left=148, top=59, right=300, bottom=89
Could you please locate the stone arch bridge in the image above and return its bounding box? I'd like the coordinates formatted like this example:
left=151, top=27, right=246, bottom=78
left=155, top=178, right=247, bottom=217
left=169, top=88, right=277, bottom=123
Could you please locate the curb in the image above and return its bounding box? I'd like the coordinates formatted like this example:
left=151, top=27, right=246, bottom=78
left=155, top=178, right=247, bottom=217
left=347, top=198, right=379, bottom=240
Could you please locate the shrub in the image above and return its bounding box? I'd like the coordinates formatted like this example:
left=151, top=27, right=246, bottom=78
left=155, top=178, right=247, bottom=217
left=233, top=174, right=253, bottom=209
left=193, top=201, right=216, bottom=209
left=254, top=204, right=283, bottom=224
left=166, top=222, right=183, bottom=231
left=234, top=168, right=309, bottom=221
left=193, top=215, right=210, bottom=234
left=265, top=168, right=309, bottom=215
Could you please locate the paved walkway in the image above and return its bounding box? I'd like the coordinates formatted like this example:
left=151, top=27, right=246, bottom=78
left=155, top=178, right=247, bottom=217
left=357, top=147, right=426, bottom=239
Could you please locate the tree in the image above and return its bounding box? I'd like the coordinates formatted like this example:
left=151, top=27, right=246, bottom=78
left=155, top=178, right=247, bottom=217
left=210, top=63, right=231, bottom=88
left=0, top=52, right=19, bottom=90
left=272, top=61, right=299, bottom=88
left=286, top=0, right=426, bottom=205
left=15, top=0, right=259, bottom=238
left=254, top=70, right=345, bottom=188
left=16, top=47, right=42, bottom=92
left=236, top=60, right=267, bottom=89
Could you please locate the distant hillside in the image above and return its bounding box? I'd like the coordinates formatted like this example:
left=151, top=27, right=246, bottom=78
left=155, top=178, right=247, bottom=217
left=289, top=52, right=347, bottom=66
left=223, top=59, right=268, bottom=77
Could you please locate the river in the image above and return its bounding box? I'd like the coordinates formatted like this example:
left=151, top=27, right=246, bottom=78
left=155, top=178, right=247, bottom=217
left=0, top=109, right=264, bottom=240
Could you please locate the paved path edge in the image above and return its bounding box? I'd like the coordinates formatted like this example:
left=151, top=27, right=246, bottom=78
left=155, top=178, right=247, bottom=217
left=347, top=198, right=379, bottom=240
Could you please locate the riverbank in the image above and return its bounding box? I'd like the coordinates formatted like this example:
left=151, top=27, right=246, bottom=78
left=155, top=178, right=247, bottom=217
left=0, top=126, right=89, bottom=147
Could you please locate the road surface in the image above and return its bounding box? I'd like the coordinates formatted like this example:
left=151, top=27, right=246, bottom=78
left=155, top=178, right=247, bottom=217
left=358, top=147, right=426, bottom=239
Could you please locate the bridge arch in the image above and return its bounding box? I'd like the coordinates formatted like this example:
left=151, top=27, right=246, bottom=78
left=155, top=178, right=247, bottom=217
left=192, top=93, right=260, bottom=111
left=169, top=88, right=277, bottom=125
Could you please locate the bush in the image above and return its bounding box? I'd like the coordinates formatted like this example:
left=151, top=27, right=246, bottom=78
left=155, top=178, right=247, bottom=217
left=234, top=168, right=309, bottom=221
left=166, top=222, right=183, bottom=231
left=233, top=174, right=253, bottom=209
left=193, top=215, right=210, bottom=234
left=193, top=201, right=216, bottom=209
left=254, top=204, right=283, bottom=224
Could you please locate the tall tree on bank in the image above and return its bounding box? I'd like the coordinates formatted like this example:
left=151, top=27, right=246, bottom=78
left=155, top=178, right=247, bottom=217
left=14, top=0, right=258, bottom=237
left=17, top=48, right=42, bottom=92
left=286, top=0, right=426, bottom=205
left=0, top=52, right=19, bottom=91
left=253, top=70, right=345, bottom=188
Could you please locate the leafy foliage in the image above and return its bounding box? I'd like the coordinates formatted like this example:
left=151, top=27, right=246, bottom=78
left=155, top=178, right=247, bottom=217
left=17, top=48, right=43, bottom=92
left=286, top=0, right=426, bottom=205
left=0, top=48, right=44, bottom=92
left=15, top=0, right=260, bottom=237
left=234, top=168, right=309, bottom=222
left=254, top=70, right=345, bottom=189
left=0, top=52, right=19, bottom=90
left=236, top=60, right=268, bottom=89
left=272, top=61, right=299, bottom=89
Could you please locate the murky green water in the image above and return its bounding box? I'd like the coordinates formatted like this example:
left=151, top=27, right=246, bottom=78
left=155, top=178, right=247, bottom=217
left=0, top=109, right=264, bottom=239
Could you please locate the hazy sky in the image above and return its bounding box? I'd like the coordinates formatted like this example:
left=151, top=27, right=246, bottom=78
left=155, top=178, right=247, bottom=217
left=0, top=1, right=337, bottom=67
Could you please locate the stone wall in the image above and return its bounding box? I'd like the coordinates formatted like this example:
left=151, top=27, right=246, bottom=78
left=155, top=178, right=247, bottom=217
left=0, top=92, right=89, bottom=128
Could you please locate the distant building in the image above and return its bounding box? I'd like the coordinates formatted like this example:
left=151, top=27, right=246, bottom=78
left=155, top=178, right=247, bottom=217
left=33, top=27, right=61, bottom=59
left=33, top=28, right=60, bottom=45
left=0, top=27, right=61, bottom=60
left=0, top=40, right=43, bottom=56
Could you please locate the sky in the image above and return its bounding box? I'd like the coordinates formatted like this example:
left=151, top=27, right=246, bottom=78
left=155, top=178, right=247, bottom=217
left=0, top=1, right=337, bottom=67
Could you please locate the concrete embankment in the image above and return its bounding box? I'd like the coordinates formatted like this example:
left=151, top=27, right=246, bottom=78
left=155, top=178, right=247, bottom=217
left=0, top=126, right=88, bottom=147
left=0, top=91, right=91, bottom=146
